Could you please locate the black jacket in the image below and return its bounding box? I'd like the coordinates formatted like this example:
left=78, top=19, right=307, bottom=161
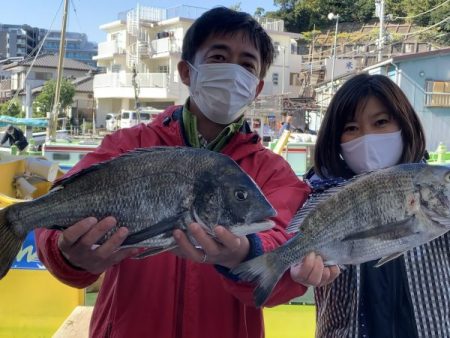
left=1, top=127, right=28, bottom=151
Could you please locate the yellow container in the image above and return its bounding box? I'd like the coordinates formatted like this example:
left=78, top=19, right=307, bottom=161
left=0, top=270, right=84, bottom=337
left=264, top=304, right=316, bottom=338
left=0, top=155, right=85, bottom=337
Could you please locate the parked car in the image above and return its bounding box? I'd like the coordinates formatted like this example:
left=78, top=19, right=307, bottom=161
left=105, top=113, right=119, bottom=132
left=120, top=108, right=162, bottom=128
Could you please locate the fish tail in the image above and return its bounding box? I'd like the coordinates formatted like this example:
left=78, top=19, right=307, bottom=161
left=232, top=250, right=290, bottom=307
left=0, top=208, right=24, bottom=279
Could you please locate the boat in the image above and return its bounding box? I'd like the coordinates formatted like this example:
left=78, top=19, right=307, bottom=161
left=428, top=142, right=450, bottom=166
left=269, top=131, right=316, bottom=177
left=42, top=138, right=101, bottom=172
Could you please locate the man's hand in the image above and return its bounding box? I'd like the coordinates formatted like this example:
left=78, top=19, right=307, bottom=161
left=57, top=216, right=138, bottom=275
left=172, top=223, right=249, bottom=269
left=290, top=252, right=340, bottom=287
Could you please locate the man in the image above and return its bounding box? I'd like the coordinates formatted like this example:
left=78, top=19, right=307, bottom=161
left=1, top=125, right=28, bottom=151
left=36, top=7, right=339, bottom=338
left=278, top=114, right=293, bottom=138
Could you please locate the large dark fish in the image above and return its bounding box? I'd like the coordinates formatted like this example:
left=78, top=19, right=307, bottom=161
left=0, top=146, right=276, bottom=279
left=232, top=163, right=450, bottom=307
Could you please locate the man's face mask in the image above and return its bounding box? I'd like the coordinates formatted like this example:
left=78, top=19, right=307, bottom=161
left=188, top=62, right=260, bottom=125
left=340, top=130, right=403, bottom=174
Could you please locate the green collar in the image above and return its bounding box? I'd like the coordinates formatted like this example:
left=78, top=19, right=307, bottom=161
left=182, top=100, right=244, bottom=152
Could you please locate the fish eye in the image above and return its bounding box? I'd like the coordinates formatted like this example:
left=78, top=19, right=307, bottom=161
left=445, top=171, right=450, bottom=183
left=234, top=190, right=248, bottom=201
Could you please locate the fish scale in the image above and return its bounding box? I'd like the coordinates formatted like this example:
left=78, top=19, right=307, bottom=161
left=232, top=163, right=450, bottom=307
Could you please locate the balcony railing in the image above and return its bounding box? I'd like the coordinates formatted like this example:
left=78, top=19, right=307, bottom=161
left=93, top=72, right=168, bottom=89
left=425, top=92, right=450, bottom=107
left=96, top=41, right=124, bottom=57
left=149, top=37, right=182, bottom=55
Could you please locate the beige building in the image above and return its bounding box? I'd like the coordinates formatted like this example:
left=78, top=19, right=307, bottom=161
left=93, top=5, right=303, bottom=126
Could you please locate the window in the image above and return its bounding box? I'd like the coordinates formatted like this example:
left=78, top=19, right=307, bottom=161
left=53, top=153, right=70, bottom=161
left=158, top=65, right=169, bottom=73
left=111, top=64, right=121, bottom=73
left=273, top=42, right=280, bottom=58
left=35, top=72, right=52, bottom=80
left=290, top=73, right=299, bottom=86
left=272, top=73, right=279, bottom=86
left=426, top=81, right=450, bottom=107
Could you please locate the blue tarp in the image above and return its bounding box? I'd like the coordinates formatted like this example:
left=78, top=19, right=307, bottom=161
left=0, top=115, right=48, bottom=128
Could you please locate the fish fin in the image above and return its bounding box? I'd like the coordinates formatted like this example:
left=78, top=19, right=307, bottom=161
left=231, top=251, right=289, bottom=307
left=121, top=212, right=188, bottom=246
left=288, top=174, right=377, bottom=233
left=374, top=252, right=406, bottom=267
left=0, top=208, right=26, bottom=279
left=131, top=244, right=178, bottom=259
left=286, top=181, right=353, bottom=233
left=341, top=216, right=419, bottom=241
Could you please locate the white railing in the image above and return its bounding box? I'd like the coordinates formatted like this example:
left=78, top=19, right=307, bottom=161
left=93, top=73, right=168, bottom=89
left=149, top=37, right=182, bottom=55
left=425, top=92, right=450, bottom=107
left=256, top=17, right=285, bottom=32
left=97, top=41, right=124, bottom=57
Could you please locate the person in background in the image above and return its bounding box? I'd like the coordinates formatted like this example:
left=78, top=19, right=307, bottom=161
left=296, top=73, right=449, bottom=338
left=278, top=114, right=293, bottom=137
left=1, top=125, right=28, bottom=151
left=36, top=7, right=339, bottom=338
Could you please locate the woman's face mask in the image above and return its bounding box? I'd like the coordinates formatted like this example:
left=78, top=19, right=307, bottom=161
left=188, top=62, right=260, bottom=125
left=340, top=130, right=404, bottom=174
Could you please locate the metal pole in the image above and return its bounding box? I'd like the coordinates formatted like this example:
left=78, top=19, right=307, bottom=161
left=310, top=24, right=315, bottom=81
left=282, top=46, right=286, bottom=95
left=330, top=15, right=339, bottom=95
left=48, top=0, right=69, bottom=141
left=378, top=0, right=385, bottom=62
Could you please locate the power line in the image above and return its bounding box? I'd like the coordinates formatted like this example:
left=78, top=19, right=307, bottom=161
left=6, top=0, right=64, bottom=111
left=393, top=0, right=450, bottom=20
left=396, top=16, right=450, bottom=36
left=70, top=0, right=85, bottom=34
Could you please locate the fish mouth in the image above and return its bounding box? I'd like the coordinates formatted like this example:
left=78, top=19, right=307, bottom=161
left=192, top=209, right=275, bottom=236
left=227, top=220, right=275, bottom=237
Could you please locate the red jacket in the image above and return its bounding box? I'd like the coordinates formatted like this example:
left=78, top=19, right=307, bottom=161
left=36, top=106, right=310, bottom=338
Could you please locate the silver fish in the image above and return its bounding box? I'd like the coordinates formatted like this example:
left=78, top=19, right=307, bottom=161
left=232, top=163, right=450, bottom=307
left=0, top=146, right=276, bottom=279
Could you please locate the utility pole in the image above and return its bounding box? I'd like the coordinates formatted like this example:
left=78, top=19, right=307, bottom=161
left=328, top=13, right=339, bottom=95
left=375, top=0, right=385, bottom=62
left=310, top=24, right=315, bottom=84
left=132, top=63, right=141, bottom=123
left=48, top=0, right=69, bottom=141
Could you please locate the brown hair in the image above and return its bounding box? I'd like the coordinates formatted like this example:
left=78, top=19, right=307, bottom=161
left=314, top=73, right=426, bottom=178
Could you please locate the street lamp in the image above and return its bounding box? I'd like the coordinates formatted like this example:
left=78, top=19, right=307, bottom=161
left=328, top=12, right=339, bottom=95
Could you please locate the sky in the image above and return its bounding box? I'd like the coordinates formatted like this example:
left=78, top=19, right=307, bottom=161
left=1, top=0, right=279, bottom=43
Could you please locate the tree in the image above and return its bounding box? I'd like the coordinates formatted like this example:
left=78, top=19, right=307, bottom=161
left=33, top=78, right=75, bottom=118
left=254, top=7, right=266, bottom=17
left=229, top=2, right=242, bottom=11
left=0, top=99, right=22, bottom=117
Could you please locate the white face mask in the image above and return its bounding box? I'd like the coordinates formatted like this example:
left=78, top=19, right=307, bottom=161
left=188, top=62, right=260, bottom=125
left=340, top=130, right=403, bottom=174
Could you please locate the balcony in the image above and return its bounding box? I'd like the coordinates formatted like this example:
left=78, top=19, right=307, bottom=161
left=93, top=72, right=181, bottom=99
left=149, top=37, right=182, bottom=56
left=425, top=92, right=450, bottom=107
left=94, top=41, right=125, bottom=60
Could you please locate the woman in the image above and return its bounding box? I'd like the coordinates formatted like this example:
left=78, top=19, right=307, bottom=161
left=294, top=73, right=449, bottom=337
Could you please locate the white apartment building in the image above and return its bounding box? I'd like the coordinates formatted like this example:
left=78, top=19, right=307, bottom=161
left=93, top=5, right=302, bottom=126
